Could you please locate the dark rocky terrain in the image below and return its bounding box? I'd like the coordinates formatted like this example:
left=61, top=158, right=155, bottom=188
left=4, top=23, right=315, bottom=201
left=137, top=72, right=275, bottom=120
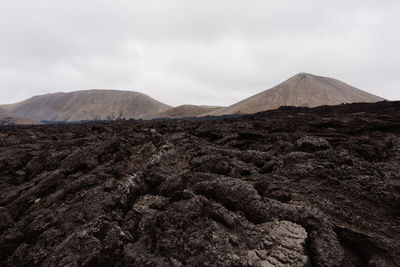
left=1, top=101, right=400, bottom=266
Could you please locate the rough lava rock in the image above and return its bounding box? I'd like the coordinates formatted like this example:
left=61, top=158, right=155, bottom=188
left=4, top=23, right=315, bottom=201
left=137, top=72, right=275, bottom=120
left=1, top=101, right=400, bottom=266
left=296, top=136, right=331, bottom=152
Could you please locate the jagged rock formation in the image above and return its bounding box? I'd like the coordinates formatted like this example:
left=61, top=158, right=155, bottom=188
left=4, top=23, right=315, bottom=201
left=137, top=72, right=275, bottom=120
left=207, top=73, right=384, bottom=116
left=0, top=89, right=171, bottom=122
left=1, top=101, right=400, bottom=266
left=151, top=105, right=222, bottom=119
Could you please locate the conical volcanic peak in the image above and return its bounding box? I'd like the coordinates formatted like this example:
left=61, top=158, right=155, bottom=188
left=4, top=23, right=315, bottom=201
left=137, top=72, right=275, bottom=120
left=206, top=73, right=384, bottom=116
left=0, top=89, right=172, bottom=122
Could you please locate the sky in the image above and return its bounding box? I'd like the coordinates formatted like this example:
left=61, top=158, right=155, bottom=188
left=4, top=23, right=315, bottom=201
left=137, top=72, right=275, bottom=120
left=0, top=0, right=399, bottom=106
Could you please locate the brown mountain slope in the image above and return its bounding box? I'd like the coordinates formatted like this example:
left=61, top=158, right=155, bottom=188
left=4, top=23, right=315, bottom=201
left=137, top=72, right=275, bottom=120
left=0, top=110, right=41, bottom=125
left=207, top=73, right=385, bottom=116
left=151, top=105, right=223, bottom=119
left=0, top=89, right=171, bottom=122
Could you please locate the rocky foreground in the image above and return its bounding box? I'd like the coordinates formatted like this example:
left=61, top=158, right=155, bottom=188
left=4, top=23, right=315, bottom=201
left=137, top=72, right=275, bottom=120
left=1, top=101, right=400, bottom=266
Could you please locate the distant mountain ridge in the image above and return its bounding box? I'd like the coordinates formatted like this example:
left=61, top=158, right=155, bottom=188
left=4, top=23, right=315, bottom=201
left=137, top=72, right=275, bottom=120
left=206, top=73, right=384, bottom=116
left=151, top=105, right=222, bottom=119
left=0, top=73, right=385, bottom=124
left=0, top=89, right=171, bottom=122
left=0, top=110, right=41, bottom=125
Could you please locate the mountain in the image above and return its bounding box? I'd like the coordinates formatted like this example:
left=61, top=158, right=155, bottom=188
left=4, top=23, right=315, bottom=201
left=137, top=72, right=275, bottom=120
left=0, top=74, right=385, bottom=122
left=0, top=89, right=171, bottom=122
left=206, top=73, right=385, bottom=116
left=151, top=105, right=223, bottom=119
left=0, top=110, right=41, bottom=125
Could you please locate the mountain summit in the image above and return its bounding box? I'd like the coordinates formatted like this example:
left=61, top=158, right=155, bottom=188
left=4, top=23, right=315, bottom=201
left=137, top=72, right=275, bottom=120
left=0, top=89, right=171, bottom=122
left=207, top=73, right=385, bottom=116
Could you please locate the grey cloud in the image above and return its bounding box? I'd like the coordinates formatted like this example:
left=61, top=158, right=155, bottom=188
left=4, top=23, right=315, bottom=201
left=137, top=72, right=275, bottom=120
left=0, top=0, right=399, bottom=105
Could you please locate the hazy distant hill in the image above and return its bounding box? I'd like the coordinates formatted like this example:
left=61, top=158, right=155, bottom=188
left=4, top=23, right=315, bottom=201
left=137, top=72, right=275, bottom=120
left=207, top=73, right=385, bottom=116
left=0, top=110, right=41, bottom=125
left=0, top=90, right=171, bottom=122
left=151, top=105, right=222, bottom=119
left=0, top=74, right=385, bottom=122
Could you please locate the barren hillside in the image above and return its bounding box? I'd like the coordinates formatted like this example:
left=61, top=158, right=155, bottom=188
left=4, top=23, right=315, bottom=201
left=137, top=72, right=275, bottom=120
left=207, top=73, right=384, bottom=116
left=0, top=90, right=171, bottom=122
left=151, top=105, right=222, bottom=119
left=0, top=111, right=41, bottom=125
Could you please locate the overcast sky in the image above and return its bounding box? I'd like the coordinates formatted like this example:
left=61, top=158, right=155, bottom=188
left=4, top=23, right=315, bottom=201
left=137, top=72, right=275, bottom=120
left=0, top=0, right=399, bottom=106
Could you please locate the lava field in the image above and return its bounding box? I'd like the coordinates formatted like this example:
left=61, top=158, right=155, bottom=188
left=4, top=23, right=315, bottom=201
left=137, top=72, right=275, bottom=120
left=1, top=101, right=400, bottom=266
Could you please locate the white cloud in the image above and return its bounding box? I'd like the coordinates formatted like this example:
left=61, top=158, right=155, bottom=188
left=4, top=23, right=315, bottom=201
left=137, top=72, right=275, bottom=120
left=0, top=0, right=399, bottom=105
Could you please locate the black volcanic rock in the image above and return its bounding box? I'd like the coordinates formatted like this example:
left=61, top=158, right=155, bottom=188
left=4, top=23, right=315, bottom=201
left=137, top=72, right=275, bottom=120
left=296, top=136, right=331, bottom=152
left=0, top=101, right=400, bottom=266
